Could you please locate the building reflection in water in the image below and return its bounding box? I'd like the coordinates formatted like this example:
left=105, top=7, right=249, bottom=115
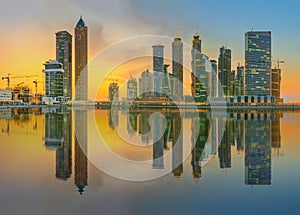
left=74, top=108, right=88, bottom=195
left=245, top=112, right=272, bottom=185
left=127, top=111, right=138, bottom=135
left=218, top=119, right=232, bottom=169
left=138, top=112, right=152, bottom=145
left=43, top=108, right=72, bottom=180
left=191, top=112, right=210, bottom=183
left=108, top=109, right=119, bottom=130
left=172, top=112, right=183, bottom=179
left=152, top=113, right=165, bottom=169
left=9, top=107, right=282, bottom=190
left=56, top=109, right=72, bottom=180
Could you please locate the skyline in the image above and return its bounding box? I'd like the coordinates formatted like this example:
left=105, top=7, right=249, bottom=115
left=0, top=0, right=299, bottom=101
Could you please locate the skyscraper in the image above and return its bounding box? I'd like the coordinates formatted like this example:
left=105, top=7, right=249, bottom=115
left=245, top=31, right=271, bottom=96
left=42, top=60, right=64, bottom=98
left=127, top=77, right=137, bottom=101
left=172, top=34, right=183, bottom=101
left=191, top=33, right=211, bottom=102
left=153, top=45, right=164, bottom=96
left=218, top=46, right=232, bottom=97
left=235, top=65, right=245, bottom=96
left=75, top=16, right=88, bottom=101
left=210, top=60, right=218, bottom=97
left=271, top=68, right=281, bottom=103
left=162, top=64, right=171, bottom=98
left=139, top=69, right=153, bottom=99
left=109, top=82, right=119, bottom=101
left=56, top=31, right=72, bottom=99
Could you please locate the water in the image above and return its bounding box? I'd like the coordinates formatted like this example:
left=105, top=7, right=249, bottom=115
left=0, top=107, right=299, bottom=215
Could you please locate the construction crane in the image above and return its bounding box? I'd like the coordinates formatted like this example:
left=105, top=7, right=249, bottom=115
left=1, top=74, right=38, bottom=89
left=16, top=82, right=24, bottom=87
left=33, top=80, right=43, bottom=94
left=275, top=60, right=285, bottom=69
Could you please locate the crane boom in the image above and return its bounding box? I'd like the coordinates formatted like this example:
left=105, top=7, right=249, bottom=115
left=1, top=74, right=38, bottom=89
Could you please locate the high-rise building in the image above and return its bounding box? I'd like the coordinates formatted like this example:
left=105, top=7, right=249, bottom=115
left=218, top=46, right=232, bottom=97
left=172, top=35, right=183, bottom=101
left=231, top=70, right=236, bottom=96
left=56, top=31, right=72, bottom=99
left=42, top=60, right=64, bottom=98
left=75, top=16, right=88, bottom=101
left=109, top=82, right=119, bottom=101
left=210, top=60, right=218, bottom=97
left=235, top=65, right=245, bottom=96
left=153, top=45, right=164, bottom=96
left=191, top=33, right=211, bottom=102
left=127, top=77, right=137, bottom=101
left=271, top=68, right=281, bottom=103
left=162, top=64, right=171, bottom=98
left=245, top=31, right=271, bottom=96
left=139, top=69, right=153, bottom=99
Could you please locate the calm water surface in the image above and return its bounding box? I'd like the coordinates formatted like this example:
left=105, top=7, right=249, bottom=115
left=0, top=107, right=299, bottom=215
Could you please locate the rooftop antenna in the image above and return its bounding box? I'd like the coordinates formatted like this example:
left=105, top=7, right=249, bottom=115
left=251, top=27, right=254, bottom=32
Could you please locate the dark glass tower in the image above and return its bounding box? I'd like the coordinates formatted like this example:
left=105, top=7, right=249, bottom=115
left=245, top=31, right=271, bottom=96
left=153, top=45, right=164, bottom=97
left=75, top=16, right=88, bottom=101
left=172, top=35, right=183, bottom=101
left=56, top=31, right=72, bottom=99
left=218, top=46, right=232, bottom=97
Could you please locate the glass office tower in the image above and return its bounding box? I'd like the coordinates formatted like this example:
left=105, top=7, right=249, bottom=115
left=245, top=31, right=271, bottom=96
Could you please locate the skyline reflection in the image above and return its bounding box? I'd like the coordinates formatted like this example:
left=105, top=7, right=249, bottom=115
left=0, top=108, right=284, bottom=193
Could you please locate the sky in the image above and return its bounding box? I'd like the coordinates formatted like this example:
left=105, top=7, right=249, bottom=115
left=0, top=0, right=299, bottom=101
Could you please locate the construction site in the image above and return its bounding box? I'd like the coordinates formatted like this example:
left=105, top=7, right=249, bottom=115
left=0, top=73, right=43, bottom=105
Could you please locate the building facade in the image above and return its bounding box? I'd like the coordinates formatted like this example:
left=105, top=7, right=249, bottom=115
left=109, top=82, right=119, bottom=101
left=56, top=31, right=72, bottom=99
left=42, top=60, right=64, bottom=98
left=127, top=77, right=138, bottom=101
left=191, top=33, right=211, bottom=102
left=153, top=45, right=164, bottom=96
left=271, top=68, right=281, bottom=103
left=218, top=46, right=232, bottom=97
left=245, top=31, right=271, bottom=96
left=139, top=69, right=153, bottom=99
left=210, top=60, right=218, bottom=98
left=75, top=16, right=88, bottom=101
left=235, top=65, right=245, bottom=96
left=172, top=35, right=183, bottom=101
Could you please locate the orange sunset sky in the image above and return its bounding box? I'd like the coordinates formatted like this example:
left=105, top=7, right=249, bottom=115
left=0, top=0, right=299, bottom=101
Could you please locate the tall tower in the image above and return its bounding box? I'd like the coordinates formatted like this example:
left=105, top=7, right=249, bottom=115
left=210, top=60, right=218, bottom=97
left=42, top=60, right=64, bottom=98
left=153, top=45, right=164, bottom=96
left=245, top=31, right=271, bottom=96
left=218, top=46, right=232, bottom=97
left=191, top=33, right=210, bottom=102
left=75, top=16, right=88, bottom=101
left=271, top=68, right=281, bottom=103
left=56, top=31, right=72, bottom=99
left=172, top=35, right=183, bottom=101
